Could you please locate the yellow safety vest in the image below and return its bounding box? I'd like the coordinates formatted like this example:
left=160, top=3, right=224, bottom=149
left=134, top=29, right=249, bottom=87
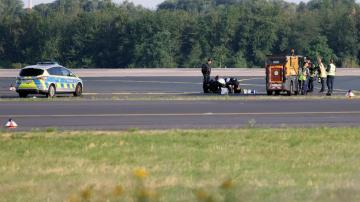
left=319, top=63, right=327, bottom=78
left=327, top=63, right=336, bottom=76
left=298, top=67, right=307, bottom=81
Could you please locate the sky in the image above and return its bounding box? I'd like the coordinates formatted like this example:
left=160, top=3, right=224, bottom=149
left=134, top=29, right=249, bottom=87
left=23, top=0, right=310, bottom=9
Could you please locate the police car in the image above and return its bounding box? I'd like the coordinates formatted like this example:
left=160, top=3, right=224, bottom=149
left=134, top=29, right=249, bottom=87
left=16, top=62, right=83, bottom=98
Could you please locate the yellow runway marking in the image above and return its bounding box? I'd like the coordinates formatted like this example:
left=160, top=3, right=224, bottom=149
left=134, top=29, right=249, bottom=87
left=2, top=111, right=360, bottom=118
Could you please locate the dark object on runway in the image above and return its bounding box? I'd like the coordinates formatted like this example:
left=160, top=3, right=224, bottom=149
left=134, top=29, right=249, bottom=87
left=203, top=79, right=220, bottom=94
left=203, top=77, right=241, bottom=94
left=225, top=78, right=241, bottom=94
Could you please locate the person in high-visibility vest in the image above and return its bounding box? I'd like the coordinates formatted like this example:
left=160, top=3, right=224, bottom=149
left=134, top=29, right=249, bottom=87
left=307, top=59, right=315, bottom=93
left=326, top=59, right=336, bottom=96
left=299, top=61, right=310, bottom=95
left=317, top=57, right=327, bottom=93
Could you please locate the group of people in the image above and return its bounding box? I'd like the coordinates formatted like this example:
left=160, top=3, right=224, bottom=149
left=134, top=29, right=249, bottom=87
left=202, top=56, right=337, bottom=96
left=298, top=57, right=336, bottom=96
left=201, top=58, right=241, bottom=94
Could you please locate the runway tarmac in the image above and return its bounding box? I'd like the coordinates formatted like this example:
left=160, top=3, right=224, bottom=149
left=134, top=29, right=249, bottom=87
left=1, top=76, right=359, bottom=97
left=0, top=75, right=359, bottom=129
left=1, top=99, right=360, bottom=130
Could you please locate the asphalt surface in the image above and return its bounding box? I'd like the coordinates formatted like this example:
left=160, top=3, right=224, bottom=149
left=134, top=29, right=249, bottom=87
left=1, top=76, right=360, bottom=129
left=1, top=76, right=359, bottom=97
left=81, top=76, right=358, bottom=95
left=1, top=99, right=360, bottom=130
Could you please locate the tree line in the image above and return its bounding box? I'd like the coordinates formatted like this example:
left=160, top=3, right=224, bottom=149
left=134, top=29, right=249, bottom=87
left=0, top=0, right=359, bottom=68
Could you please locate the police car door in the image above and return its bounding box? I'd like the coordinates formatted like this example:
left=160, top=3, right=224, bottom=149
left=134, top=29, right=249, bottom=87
left=52, top=67, right=64, bottom=92
left=47, top=67, right=61, bottom=92
left=67, top=69, right=78, bottom=91
left=59, top=67, right=73, bottom=92
left=54, top=67, right=64, bottom=92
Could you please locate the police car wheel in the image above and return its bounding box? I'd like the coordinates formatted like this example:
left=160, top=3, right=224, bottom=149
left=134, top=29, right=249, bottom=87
left=74, top=84, right=82, bottom=97
left=47, top=85, right=56, bottom=98
left=19, top=92, right=28, bottom=98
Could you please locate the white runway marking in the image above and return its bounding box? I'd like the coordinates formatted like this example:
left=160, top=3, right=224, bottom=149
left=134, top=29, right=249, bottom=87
left=2, top=111, right=360, bottom=118
left=87, top=79, right=202, bottom=85
left=237, top=78, right=263, bottom=82
left=87, top=77, right=262, bottom=86
left=314, top=87, right=358, bottom=93
left=83, top=91, right=269, bottom=95
left=84, top=92, right=200, bottom=95
left=238, top=83, right=264, bottom=87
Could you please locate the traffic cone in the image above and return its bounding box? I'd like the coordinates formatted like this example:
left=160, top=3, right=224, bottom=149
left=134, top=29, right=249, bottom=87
left=5, top=119, right=18, bottom=129
left=346, top=90, right=355, bottom=99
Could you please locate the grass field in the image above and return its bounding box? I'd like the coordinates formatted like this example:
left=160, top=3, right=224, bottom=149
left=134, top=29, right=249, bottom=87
left=1, top=128, right=360, bottom=202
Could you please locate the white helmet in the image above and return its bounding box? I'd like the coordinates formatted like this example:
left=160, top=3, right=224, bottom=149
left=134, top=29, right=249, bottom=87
left=218, top=78, right=226, bottom=86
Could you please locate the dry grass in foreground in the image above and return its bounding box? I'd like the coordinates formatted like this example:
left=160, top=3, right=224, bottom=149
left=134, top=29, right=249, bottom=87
left=1, top=128, right=360, bottom=202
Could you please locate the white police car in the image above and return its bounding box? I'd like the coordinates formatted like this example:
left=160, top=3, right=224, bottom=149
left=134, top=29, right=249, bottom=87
left=16, top=62, right=83, bottom=98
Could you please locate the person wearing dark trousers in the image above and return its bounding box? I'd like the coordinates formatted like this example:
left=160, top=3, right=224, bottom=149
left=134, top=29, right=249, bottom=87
left=317, top=57, right=327, bottom=93
left=307, top=59, right=315, bottom=93
left=326, top=59, right=336, bottom=96
left=201, top=58, right=212, bottom=93
left=299, top=61, right=310, bottom=95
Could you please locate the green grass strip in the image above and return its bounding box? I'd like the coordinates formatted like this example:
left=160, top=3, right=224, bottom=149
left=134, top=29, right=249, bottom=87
left=1, top=128, right=360, bottom=202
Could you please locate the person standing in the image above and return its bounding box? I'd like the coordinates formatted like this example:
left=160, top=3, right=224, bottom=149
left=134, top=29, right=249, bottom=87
left=307, top=59, right=315, bottom=93
left=326, top=59, right=336, bottom=96
left=299, top=61, right=309, bottom=95
left=303, top=62, right=310, bottom=95
left=201, top=58, right=213, bottom=93
left=290, top=48, right=295, bottom=56
left=317, top=57, right=327, bottom=93
left=297, top=63, right=302, bottom=94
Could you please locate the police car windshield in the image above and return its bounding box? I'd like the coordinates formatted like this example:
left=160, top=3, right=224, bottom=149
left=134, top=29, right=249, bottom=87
left=20, top=68, right=44, bottom=77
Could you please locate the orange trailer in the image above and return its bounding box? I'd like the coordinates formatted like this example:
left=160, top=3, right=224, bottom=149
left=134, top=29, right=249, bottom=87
left=265, top=55, right=303, bottom=96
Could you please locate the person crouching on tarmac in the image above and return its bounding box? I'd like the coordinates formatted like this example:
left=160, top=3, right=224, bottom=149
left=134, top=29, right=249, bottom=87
left=225, top=77, right=241, bottom=94
left=201, top=58, right=213, bottom=93
left=207, top=75, right=240, bottom=94
left=208, top=75, right=225, bottom=94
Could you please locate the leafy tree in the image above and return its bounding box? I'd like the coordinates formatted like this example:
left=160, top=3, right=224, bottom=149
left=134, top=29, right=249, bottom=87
left=232, top=50, right=247, bottom=68
left=0, top=0, right=24, bottom=65
left=304, top=35, right=334, bottom=64
left=1, top=0, right=360, bottom=68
